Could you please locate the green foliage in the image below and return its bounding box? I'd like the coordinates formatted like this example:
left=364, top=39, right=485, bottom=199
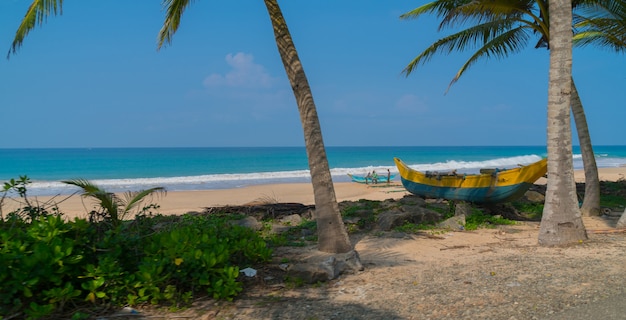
left=341, top=205, right=361, bottom=217
left=0, top=178, right=272, bottom=319
left=588, top=179, right=626, bottom=209
left=511, top=202, right=544, bottom=219
left=465, top=209, right=516, bottom=230
left=1, top=175, right=60, bottom=223
left=341, top=200, right=381, bottom=217
left=395, top=222, right=437, bottom=233
left=62, top=179, right=166, bottom=227
left=600, top=195, right=625, bottom=208
left=263, top=219, right=317, bottom=247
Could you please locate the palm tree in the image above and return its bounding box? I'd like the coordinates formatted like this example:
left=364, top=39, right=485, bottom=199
left=9, top=0, right=354, bottom=254
left=400, top=0, right=604, bottom=217
left=159, top=0, right=353, bottom=254
left=63, top=179, right=166, bottom=227
left=574, top=0, right=626, bottom=50
left=401, top=0, right=588, bottom=244
left=574, top=0, right=626, bottom=227
left=539, top=0, right=587, bottom=245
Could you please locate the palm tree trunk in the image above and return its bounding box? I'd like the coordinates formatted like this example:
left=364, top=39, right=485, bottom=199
left=538, top=0, right=587, bottom=246
left=263, top=0, right=352, bottom=253
left=571, top=78, right=601, bottom=216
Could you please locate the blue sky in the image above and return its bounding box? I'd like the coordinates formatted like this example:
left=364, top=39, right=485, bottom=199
left=1, top=0, right=624, bottom=148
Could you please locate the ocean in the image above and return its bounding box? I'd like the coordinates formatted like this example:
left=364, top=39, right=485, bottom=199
left=1, top=146, right=625, bottom=196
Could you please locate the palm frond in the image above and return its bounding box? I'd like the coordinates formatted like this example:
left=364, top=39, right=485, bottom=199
left=448, top=26, right=530, bottom=92
left=121, top=187, right=166, bottom=215
left=62, top=179, right=120, bottom=220
left=441, top=0, right=534, bottom=29
left=157, top=0, right=193, bottom=50
left=573, top=0, right=626, bottom=50
left=403, top=19, right=527, bottom=77
left=400, top=0, right=471, bottom=21
left=7, top=0, right=63, bottom=59
left=62, top=178, right=104, bottom=195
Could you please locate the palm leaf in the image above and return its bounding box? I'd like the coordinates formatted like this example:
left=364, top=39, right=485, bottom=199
left=573, top=0, right=626, bottom=50
left=62, top=179, right=120, bottom=220
left=401, top=0, right=553, bottom=93
left=158, top=0, right=193, bottom=49
left=8, top=0, right=63, bottom=58
left=120, top=187, right=166, bottom=216
left=448, top=26, right=530, bottom=91
left=402, top=19, right=529, bottom=77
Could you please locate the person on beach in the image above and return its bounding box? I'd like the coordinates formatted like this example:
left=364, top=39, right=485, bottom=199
left=365, top=171, right=372, bottom=185
left=387, top=169, right=391, bottom=184
left=372, top=170, right=379, bottom=184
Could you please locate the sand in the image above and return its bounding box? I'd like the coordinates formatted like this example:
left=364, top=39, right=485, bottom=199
left=4, top=167, right=624, bottom=220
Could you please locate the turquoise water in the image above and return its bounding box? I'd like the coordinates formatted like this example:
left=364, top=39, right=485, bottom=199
left=1, top=146, right=625, bottom=196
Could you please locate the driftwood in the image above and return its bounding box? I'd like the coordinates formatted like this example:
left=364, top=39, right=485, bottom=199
left=202, top=203, right=315, bottom=220
left=586, top=228, right=626, bottom=234
left=440, top=245, right=470, bottom=251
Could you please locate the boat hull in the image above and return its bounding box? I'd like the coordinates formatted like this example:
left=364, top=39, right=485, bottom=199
left=394, top=157, right=547, bottom=204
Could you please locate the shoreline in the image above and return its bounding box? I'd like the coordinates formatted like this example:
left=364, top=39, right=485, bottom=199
left=4, top=167, right=624, bottom=220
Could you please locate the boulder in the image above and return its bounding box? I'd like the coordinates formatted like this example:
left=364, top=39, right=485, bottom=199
left=230, top=216, right=262, bottom=231
left=286, top=250, right=363, bottom=283
left=376, top=207, right=441, bottom=231
left=438, top=214, right=466, bottom=230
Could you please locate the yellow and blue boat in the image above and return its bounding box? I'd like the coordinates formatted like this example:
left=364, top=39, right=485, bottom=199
left=394, top=157, right=547, bottom=203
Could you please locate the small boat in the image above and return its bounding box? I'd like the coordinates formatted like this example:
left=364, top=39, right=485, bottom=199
left=348, top=173, right=396, bottom=184
left=394, top=157, right=548, bottom=203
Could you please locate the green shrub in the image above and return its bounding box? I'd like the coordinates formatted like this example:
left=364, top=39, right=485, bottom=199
left=465, top=209, right=516, bottom=230
left=0, top=178, right=272, bottom=318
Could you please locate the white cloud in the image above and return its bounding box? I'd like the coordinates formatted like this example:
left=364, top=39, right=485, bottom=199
left=203, top=52, right=275, bottom=88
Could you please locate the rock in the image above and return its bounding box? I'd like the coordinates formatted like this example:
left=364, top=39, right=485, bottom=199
left=286, top=250, right=363, bottom=283
left=455, top=202, right=472, bottom=216
left=376, top=209, right=412, bottom=231
left=438, top=214, right=466, bottom=230
left=524, top=190, right=545, bottom=203
left=397, top=195, right=427, bottom=207
left=343, top=216, right=361, bottom=224
left=287, top=263, right=331, bottom=284
left=280, top=214, right=303, bottom=226
left=376, top=207, right=441, bottom=231
left=230, top=216, right=262, bottom=231
left=271, top=223, right=293, bottom=234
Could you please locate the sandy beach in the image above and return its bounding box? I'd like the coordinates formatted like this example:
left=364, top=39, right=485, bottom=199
left=4, top=167, right=625, bottom=220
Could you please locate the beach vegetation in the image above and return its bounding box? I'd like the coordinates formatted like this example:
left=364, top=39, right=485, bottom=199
left=268, top=219, right=318, bottom=246
left=394, top=207, right=516, bottom=233
left=1, top=175, right=61, bottom=222
left=395, top=221, right=438, bottom=233
left=255, top=193, right=280, bottom=204
left=511, top=202, right=545, bottom=220
left=425, top=201, right=456, bottom=219
left=464, top=209, right=516, bottom=230
left=602, top=178, right=626, bottom=193
left=341, top=205, right=361, bottom=217
left=600, top=194, right=626, bottom=209
left=0, top=179, right=271, bottom=319
left=62, top=179, right=166, bottom=227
